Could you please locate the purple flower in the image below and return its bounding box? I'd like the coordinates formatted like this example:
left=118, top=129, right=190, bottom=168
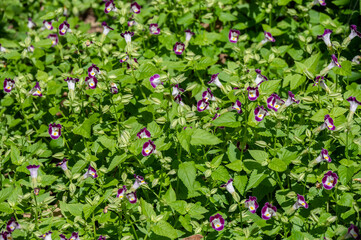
left=102, top=22, right=114, bottom=36
left=261, top=202, right=277, bottom=220
left=197, top=99, right=210, bottom=112
left=254, top=69, right=268, bottom=85
left=212, top=113, right=220, bottom=120
left=131, top=2, right=141, bottom=14
left=48, top=123, right=62, bottom=140
left=27, top=165, right=40, bottom=179
left=104, top=0, right=117, bottom=14
left=27, top=45, right=35, bottom=53
left=220, top=178, right=235, bottom=194
left=317, top=29, right=333, bottom=47
left=142, top=140, right=156, bottom=156
left=347, top=224, right=360, bottom=239
left=0, top=231, right=11, bottom=240
left=6, top=218, right=20, bottom=232
left=236, top=142, right=249, bottom=152
left=202, top=88, right=216, bottom=102
left=208, top=73, right=223, bottom=88
left=121, top=31, right=134, bottom=44
left=173, top=42, right=185, bottom=55
left=42, top=20, right=53, bottom=30
left=137, top=127, right=151, bottom=139
left=149, top=23, right=161, bottom=35
left=47, top=34, right=59, bottom=47
left=83, top=165, right=98, bottom=179
left=132, top=174, right=147, bottom=190
left=59, top=21, right=70, bottom=36
left=313, top=0, right=326, bottom=6
left=267, top=93, right=284, bottom=112
left=119, top=54, right=129, bottom=63
left=261, top=32, right=275, bottom=44
left=352, top=55, right=361, bottom=64
left=347, top=97, right=361, bottom=113
left=3, top=78, right=15, bottom=93
left=127, top=192, right=137, bottom=204
left=322, top=171, right=338, bottom=190
left=229, top=29, right=240, bottom=43
left=116, top=185, right=127, bottom=199
left=56, top=158, right=68, bottom=171
left=293, top=194, right=309, bottom=210
left=59, top=234, right=68, bottom=240
left=314, top=76, right=328, bottom=90
left=98, top=236, right=106, bottom=240
left=315, top=148, right=331, bottom=163
left=349, top=25, right=361, bottom=40
left=85, top=76, right=98, bottom=89
left=245, top=196, right=259, bottom=213
left=231, top=100, right=243, bottom=114
left=254, top=105, right=268, bottom=122
left=69, top=232, right=80, bottom=240
left=185, top=29, right=195, bottom=41
left=128, top=20, right=137, bottom=27
left=110, top=82, right=118, bottom=94
left=320, top=114, right=335, bottom=131
left=174, top=94, right=185, bottom=106
left=172, top=84, right=185, bottom=97
left=64, top=77, right=79, bottom=91
left=285, top=91, right=300, bottom=107
left=149, top=74, right=163, bottom=88
left=247, top=86, right=259, bottom=101
left=327, top=54, right=341, bottom=70
left=30, top=82, right=43, bottom=97
left=88, top=64, right=100, bottom=78
left=209, top=214, right=225, bottom=231
left=28, top=18, right=36, bottom=29
left=39, top=231, right=52, bottom=240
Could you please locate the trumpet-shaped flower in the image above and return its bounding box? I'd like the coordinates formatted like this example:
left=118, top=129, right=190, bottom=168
left=314, top=76, right=328, bottom=91
left=132, top=174, right=147, bottom=190
left=137, top=127, right=151, bottom=139
left=209, top=214, right=225, bottom=231
left=349, top=25, right=361, bottom=40
left=172, top=84, right=185, bottom=97
left=30, top=82, right=43, bottom=97
left=64, top=77, right=79, bottom=91
left=174, top=94, right=185, bottom=106
left=27, top=165, right=40, bottom=179
left=85, top=76, right=98, bottom=89
left=56, top=158, right=68, bottom=171
left=327, top=54, right=341, bottom=70
left=6, top=218, right=20, bottom=232
left=0, top=231, right=11, bottom=240
left=313, top=0, right=326, bottom=6
left=317, top=29, right=333, bottom=47
left=231, top=100, right=243, bottom=114
left=102, top=22, right=114, bottom=36
left=261, top=31, right=275, bottom=44
left=47, top=34, right=59, bottom=47
left=149, top=24, right=160, bottom=35
left=267, top=93, right=285, bottom=112
left=247, top=86, right=259, bottom=101
left=347, top=97, right=361, bottom=113
left=322, top=171, right=338, bottom=190
left=150, top=74, right=163, bottom=88
left=208, top=73, right=223, bottom=88
left=127, top=192, right=137, bottom=204
left=202, top=88, right=216, bottom=102
left=315, top=148, right=332, bottom=163
left=121, top=31, right=134, bottom=44
left=347, top=224, right=360, bottom=239
left=131, top=2, right=141, bottom=14
left=220, top=178, right=235, bottom=194
left=42, top=20, right=53, bottom=30
left=48, top=123, right=62, bottom=140
left=104, top=0, right=117, bottom=14
left=320, top=114, right=335, bottom=131
left=83, top=165, right=98, bottom=179
left=3, top=78, right=15, bottom=93
left=285, top=91, right=300, bottom=107
left=39, top=231, right=52, bottom=240
left=116, top=185, right=127, bottom=199
left=245, top=196, right=259, bottom=213
left=98, top=236, right=106, bottom=240
left=119, top=54, right=129, bottom=63
left=28, top=18, right=36, bottom=29
left=197, top=99, right=209, bottom=112
left=142, top=140, right=156, bottom=156
left=254, top=105, right=268, bottom=122
left=254, top=69, right=268, bottom=85
left=229, top=29, right=240, bottom=43
left=185, top=29, right=195, bottom=41
left=292, top=194, right=309, bottom=210
left=261, top=202, right=277, bottom=220
left=88, top=64, right=100, bottom=78
left=110, top=82, right=118, bottom=94
left=59, top=21, right=70, bottom=36
left=173, top=42, right=185, bottom=55
left=69, top=232, right=80, bottom=240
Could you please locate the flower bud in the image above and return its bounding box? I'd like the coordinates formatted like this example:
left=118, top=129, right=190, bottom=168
left=229, top=203, right=238, bottom=212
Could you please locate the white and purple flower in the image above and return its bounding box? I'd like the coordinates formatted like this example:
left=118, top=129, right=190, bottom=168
left=231, top=100, right=243, bottom=114
left=185, top=29, right=195, bottom=41
left=209, top=214, right=225, bottom=231
left=149, top=24, right=160, bottom=35
left=174, top=94, right=185, bottom=106
left=137, top=127, right=151, bottom=139
left=85, top=76, right=98, bottom=89
left=261, top=31, right=276, bottom=44
left=349, top=25, right=361, bottom=40
left=197, top=99, right=209, bottom=112
left=285, top=91, right=300, bottom=107
left=121, top=31, right=134, bottom=44
left=88, top=64, right=100, bottom=78
left=322, top=171, right=338, bottom=190
left=247, top=86, right=259, bottom=101
left=172, top=84, right=185, bottom=97
left=64, top=77, right=79, bottom=91
left=320, top=114, right=335, bottom=131
left=0, top=231, right=12, bottom=240
left=27, top=45, right=35, bottom=53
left=39, top=231, right=52, bottom=240
left=267, top=93, right=284, bottom=112
left=104, top=0, right=117, bottom=14
left=313, top=0, right=326, bottom=6
left=327, top=54, right=341, bottom=70
left=173, top=42, right=185, bottom=55
left=347, top=97, right=361, bottom=113
left=131, top=2, right=141, bottom=14
left=229, top=29, right=240, bottom=43
left=116, top=185, right=127, bottom=199
left=245, top=196, right=259, bottom=214
left=49, top=123, right=62, bottom=140
left=261, top=202, right=277, bottom=220
left=317, top=29, right=333, bottom=48
left=102, top=22, right=114, bottom=36
left=69, top=232, right=80, bottom=240
left=128, top=20, right=137, bottom=27
left=132, top=174, right=147, bottom=190
left=293, top=194, right=309, bottom=210
left=59, top=21, right=70, bottom=36
left=83, top=165, right=98, bottom=179
left=347, top=224, right=360, bottom=239
left=42, top=20, right=53, bottom=30
left=150, top=74, right=163, bottom=88
left=110, top=82, right=118, bottom=94
left=315, top=148, right=332, bottom=163
left=30, top=82, right=43, bottom=97
left=98, top=236, right=106, bottom=240
left=119, top=54, right=129, bottom=63
left=56, top=158, right=68, bottom=171
left=254, top=69, right=268, bottom=85
left=142, top=140, right=156, bottom=156
left=314, top=76, right=328, bottom=91
left=3, top=78, right=15, bottom=93
left=202, top=88, right=216, bottom=102
left=127, top=192, right=137, bottom=204
left=6, top=218, right=20, bottom=232
left=47, top=34, right=59, bottom=47
left=27, top=165, right=40, bottom=179
left=208, top=73, right=223, bottom=88
left=254, top=105, right=268, bottom=122
left=220, top=178, right=235, bottom=195
left=27, top=18, right=36, bottom=29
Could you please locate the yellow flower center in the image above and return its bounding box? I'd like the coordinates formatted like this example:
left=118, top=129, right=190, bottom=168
left=36, top=90, right=41, bottom=94
left=250, top=206, right=254, bottom=210
left=216, top=224, right=220, bottom=228
left=130, top=197, right=134, bottom=201
left=328, top=125, right=333, bottom=128
left=52, top=40, right=55, bottom=44
left=141, top=180, right=145, bottom=183
left=266, top=213, right=270, bottom=217
left=61, top=29, right=66, bottom=33
left=232, top=37, right=237, bottom=41
left=301, top=202, right=305, bottom=206
left=324, top=156, right=328, bottom=160
left=90, top=82, right=94, bottom=87
left=250, top=94, right=254, bottom=97
left=91, top=172, right=95, bottom=176
left=236, top=107, right=240, bottom=110
left=53, top=132, right=58, bottom=136
left=91, top=72, right=95, bottom=76
left=145, top=149, right=150, bottom=153
left=6, top=86, right=11, bottom=89
left=107, top=7, right=111, bottom=11
left=275, top=105, right=279, bottom=108
left=119, top=195, right=123, bottom=199
left=258, top=114, right=263, bottom=118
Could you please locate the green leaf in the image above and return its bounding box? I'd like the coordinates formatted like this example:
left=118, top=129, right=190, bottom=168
left=338, top=165, right=354, bottom=185
left=227, top=142, right=238, bottom=162
left=246, top=170, right=267, bottom=191
left=190, top=129, right=222, bottom=145
left=141, top=199, right=156, bottom=219
left=303, top=52, right=321, bottom=74
left=4, top=51, right=21, bottom=60
left=177, top=129, right=193, bottom=153
left=179, top=215, right=192, bottom=232
left=11, top=145, right=21, bottom=165
left=67, top=203, right=83, bottom=217
left=0, top=187, right=14, bottom=203
left=290, top=74, right=306, bottom=90
left=97, top=135, right=116, bottom=153
left=249, top=150, right=268, bottom=162
left=278, top=0, right=292, bottom=5
left=107, top=154, right=127, bottom=172
left=178, top=162, right=197, bottom=194
left=33, top=39, right=53, bottom=49
left=333, top=61, right=352, bottom=76
left=41, top=11, right=55, bottom=20
left=176, top=12, right=194, bottom=26
left=234, top=175, right=248, bottom=196
left=73, top=113, right=99, bottom=138
left=169, top=200, right=187, bottom=215
left=268, top=158, right=288, bottom=172
left=310, top=109, right=328, bottom=122
left=164, top=186, right=177, bottom=203
left=152, top=221, right=179, bottom=240
left=211, top=166, right=230, bottom=182
left=211, top=154, right=224, bottom=168
left=259, top=80, right=281, bottom=95
left=330, top=107, right=347, bottom=118
left=188, top=202, right=208, bottom=218
left=212, top=112, right=241, bottom=128
left=219, top=12, right=237, bottom=22
left=226, top=160, right=243, bottom=172
left=337, top=193, right=353, bottom=207
left=0, top=202, right=13, bottom=214
left=83, top=204, right=96, bottom=220
left=194, top=57, right=217, bottom=70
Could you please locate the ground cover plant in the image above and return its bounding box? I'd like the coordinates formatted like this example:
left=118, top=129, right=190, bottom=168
left=0, top=0, right=361, bottom=239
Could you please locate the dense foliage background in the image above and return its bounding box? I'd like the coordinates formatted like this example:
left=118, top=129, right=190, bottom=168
left=0, top=0, right=361, bottom=239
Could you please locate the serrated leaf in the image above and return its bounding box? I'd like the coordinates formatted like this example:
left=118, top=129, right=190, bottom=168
left=152, top=221, right=179, bottom=240
left=246, top=170, right=267, bottom=191
left=178, top=162, right=197, bottom=195
left=249, top=150, right=268, bottom=162
left=338, top=165, right=354, bottom=185
left=233, top=175, right=248, bottom=196
left=141, top=199, right=156, bottom=219
left=211, top=166, right=230, bottom=182
left=190, top=129, right=222, bottom=145
left=108, top=154, right=127, bottom=172
left=268, top=158, right=287, bottom=172
left=226, top=160, right=243, bottom=172
left=212, top=112, right=240, bottom=128
left=310, top=109, right=328, bottom=122
left=164, top=186, right=176, bottom=203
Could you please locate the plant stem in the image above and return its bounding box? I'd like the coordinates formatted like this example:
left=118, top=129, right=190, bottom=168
left=92, top=211, right=96, bottom=238
left=33, top=191, right=39, bottom=230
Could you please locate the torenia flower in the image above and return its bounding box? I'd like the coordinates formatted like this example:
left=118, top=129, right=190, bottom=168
left=347, top=224, right=360, bottom=239
left=150, top=74, right=163, bottom=88
left=127, top=192, right=137, bottom=204
left=88, top=64, right=100, bottom=78
left=322, top=171, right=338, bottom=190
left=212, top=113, right=220, bottom=120
left=220, top=178, right=235, bottom=194
left=0, top=44, right=7, bottom=52
left=231, top=100, right=243, bottom=114
left=98, top=236, right=106, bottom=240
left=137, top=127, right=151, bottom=139
left=132, top=174, right=147, bottom=190
left=3, top=78, right=15, bottom=93
left=348, top=25, right=361, bottom=40
left=172, top=84, right=185, bottom=97
left=59, top=234, right=68, bottom=240
left=7, top=218, right=20, bottom=232
left=47, top=34, right=59, bottom=47
left=121, top=31, right=134, bottom=44
left=292, top=194, right=309, bottom=210
left=209, top=214, right=225, bottom=231
left=116, top=185, right=127, bottom=199
left=254, top=105, right=268, bottom=122
left=202, top=88, right=216, bottom=101
left=245, top=196, right=259, bottom=213
left=313, top=0, right=326, bottom=6
left=261, top=202, right=277, bottom=220
left=69, top=232, right=80, bottom=240
left=83, top=165, right=98, bottom=179
left=317, top=29, right=333, bottom=48
left=128, top=20, right=137, bottom=27
left=261, top=31, right=276, bottom=44
left=27, top=45, right=35, bottom=53
left=315, top=148, right=332, bottom=163
left=48, top=123, right=62, bottom=139
left=347, top=97, right=361, bottom=113
left=102, top=22, right=114, bottom=36
left=142, top=140, right=156, bottom=156
left=149, top=24, right=161, bottom=35
left=30, top=82, right=43, bottom=96
left=267, top=93, right=284, bottom=112
left=0, top=231, right=12, bottom=240
left=104, top=0, right=117, bottom=14
left=285, top=91, right=300, bottom=107
left=42, top=20, right=53, bottom=30
left=320, top=114, right=335, bottom=131
left=197, top=99, right=209, bottom=112
left=254, top=69, right=268, bottom=85
left=208, top=73, right=223, bottom=88
left=247, top=86, right=259, bottom=101
left=229, top=29, right=240, bottom=43
left=131, top=2, right=141, bottom=14
left=27, top=165, right=40, bottom=179
left=174, top=94, right=185, bottom=106
left=85, top=76, right=98, bottom=89
left=185, top=29, right=195, bottom=42
left=56, top=158, right=68, bottom=171
left=173, top=42, right=185, bottom=55
left=352, top=55, right=361, bottom=64
left=28, top=18, right=36, bottom=29
left=327, top=54, right=341, bottom=70
left=59, top=21, right=71, bottom=36
left=39, top=231, right=52, bottom=240
left=119, top=54, right=129, bottom=63
left=64, top=77, right=79, bottom=91
left=314, top=76, right=329, bottom=91
left=110, top=82, right=118, bottom=94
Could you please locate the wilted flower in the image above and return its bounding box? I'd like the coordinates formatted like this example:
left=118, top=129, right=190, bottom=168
left=172, top=84, right=185, bottom=97
left=347, top=97, right=361, bottom=113
left=247, top=86, right=259, bottom=101
left=322, top=171, right=338, bottom=190
left=261, top=202, right=277, bottom=220
left=285, top=91, right=300, bottom=107
left=208, top=73, right=223, bottom=88
left=137, top=127, right=151, bottom=139
left=85, top=76, right=98, bottom=89
left=28, top=18, right=36, bottom=29
left=131, top=2, right=141, bottom=14
left=185, top=29, right=195, bottom=41
left=149, top=24, right=161, bottom=35
left=261, top=31, right=276, bottom=44
left=88, top=64, right=100, bottom=78
left=229, top=29, right=240, bottom=43
left=39, top=231, right=52, bottom=240
left=267, top=93, right=284, bottom=112
left=30, top=82, right=42, bottom=97
left=173, top=42, right=185, bottom=55
left=64, top=77, right=79, bottom=91
left=313, top=0, right=326, bottom=6
left=209, top=214, right=225, bottom=231
left=7, top=218, right=20, bottom=232
left=59, top=21, right=71, bottom=36
left=292, top=194, right=309, bottom=210
left=47, top=34, right=59, bottom=47
left=197, top=99, right=209, bottom=112
left=347, top=224, right=360, bottom=239
left=348, top=25, right=361, bottom=40
left=121, top=31, right=134, bottom=44
left=56, top=158, right=68, bottom=171
left=254, top=69, right=268, bottom=85
left=315, top=148, right=332, bottom=163
left=254, top=105, right=268, bottom=122
left=127, top=192, right=137, bottom=204
left=317, top=29, right=333, bottom=48
left=320, top=114, right=335, bottom=131
left=42, top=20, right=53, bottom=30
left=231, top=100, right=243, bottom=114
left=327, top=54, right=341, bottom=70
left=116, top=185, right=127, bottom=199
left=102, top=22, right=114, bottom=36
left=104, top=0, right=117, bottom=14
left=150, top=74, right=163, bottom=88
left=48, top=123, right=62, bottom=140
left=202, top=88, right=216, bottom=102
left=69, top=232, right=80, bottom=240
left=110, top=82, right=118, bottom=94
left=220, top=178, right=235, bottom=194
left=84, top=165, right=98, bottom=179
left=352, top=55, right=361, bottom=64
left=132, top=174, right=147, bottom=190
left=142, top=140, right=156, bottom=156
left=174, top=94, right=185, bottom=106
left=245, top=196, right=259, bottom=213
left=3, top=78, right=15, bottom=93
